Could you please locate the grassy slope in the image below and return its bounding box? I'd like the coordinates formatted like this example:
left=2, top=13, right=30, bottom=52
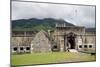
left=11, top=52, right=96, bottom=66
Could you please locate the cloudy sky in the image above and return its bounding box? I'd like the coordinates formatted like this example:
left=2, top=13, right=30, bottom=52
left=12, top=1, right=95, bottom=28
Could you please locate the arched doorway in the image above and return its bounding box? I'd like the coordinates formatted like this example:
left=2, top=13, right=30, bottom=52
left=64, top=32, right=76, bottom=51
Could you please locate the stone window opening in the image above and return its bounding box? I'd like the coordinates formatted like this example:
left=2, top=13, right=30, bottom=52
left=20, top=47, right=24, bottom=50
left=26, top=47, right=30, bottom=50
left=89, top=45, right=92, bottom=48
left=84, top=45, right=87, bottom=48
left=13, top=47, right=17, bottom=51
left=79, top=45, right=82, bottom=48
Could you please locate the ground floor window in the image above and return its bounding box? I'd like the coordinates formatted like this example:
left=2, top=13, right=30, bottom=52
left=26, top=47, right=30, bottom=50
left=89, top=45, right=92, bottom=48
left=79, top=45, right=82, bottom=48
left=20, top=47, right=23, bottom=50
left=13, top=47, right=17, bottom=51
left=84, top=45, right=87, bottom=48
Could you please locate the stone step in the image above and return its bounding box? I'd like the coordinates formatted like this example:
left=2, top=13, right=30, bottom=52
left=69, top=49, right=78, bottom=53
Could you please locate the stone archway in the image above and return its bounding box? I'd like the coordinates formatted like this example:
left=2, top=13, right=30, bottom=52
left=67, top=35, right=75, bottom=49
left=64, top=32, right=76, bottom=51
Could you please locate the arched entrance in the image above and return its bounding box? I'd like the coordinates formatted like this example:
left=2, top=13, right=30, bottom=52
left=64, top=32, right=76, bottom=51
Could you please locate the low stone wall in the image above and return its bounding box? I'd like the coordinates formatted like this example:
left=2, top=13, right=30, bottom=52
left=11, top=46, right=31, bottom=54
left=77, top=44, right=95, bottom=53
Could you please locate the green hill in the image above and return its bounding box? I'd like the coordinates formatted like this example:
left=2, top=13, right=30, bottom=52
left=12, top=18, right=75, bottom=31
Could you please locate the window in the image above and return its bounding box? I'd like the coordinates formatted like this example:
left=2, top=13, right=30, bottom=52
left=26, top=47, right=30, bottom=50
left=13, top=47, right=17, bottom=51
left=89, top=45, right=92, bottom=48
left=84, top=45, right=87, bottom=48
left=20, top=47, right=23, bottom=50
left=79, top=45, right=82, bottom=48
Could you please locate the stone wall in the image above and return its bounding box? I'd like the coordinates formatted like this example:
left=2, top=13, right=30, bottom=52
left=11, top=26, right=96, bottom=53
left=11, top=37, right=33, bottom=53
left=50, top=26, right=96, bottom=52
left=31, top=30, right=51, bottom=53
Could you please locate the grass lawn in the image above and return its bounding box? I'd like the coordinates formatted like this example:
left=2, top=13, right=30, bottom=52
left=11, top=52, right=96, bottom=66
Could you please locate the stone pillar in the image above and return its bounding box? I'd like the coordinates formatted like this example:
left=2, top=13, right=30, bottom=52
left=58, top=36, right=64, bottom=52
left=77, top=36, right=83, bottom=50
left=75, top=36, right=77, bottom=49
left=63, top=35, right=67, bottom=51
left=60, top=39, right=64, bottom=52
left=17, top=46, right=20, bottom=53
left=30, top=44, right=33, bottom=53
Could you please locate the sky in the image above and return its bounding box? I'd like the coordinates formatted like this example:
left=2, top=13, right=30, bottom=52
left=12, top=1, right=96, bottom=28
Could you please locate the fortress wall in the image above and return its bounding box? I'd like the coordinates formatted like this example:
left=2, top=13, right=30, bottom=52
left=11, top=37, right=33, bottom=46
left=55, top=27, right=85, bottom=36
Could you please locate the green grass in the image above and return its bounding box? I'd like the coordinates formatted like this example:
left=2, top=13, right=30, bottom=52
left=11, top=52, right=96, bottom=66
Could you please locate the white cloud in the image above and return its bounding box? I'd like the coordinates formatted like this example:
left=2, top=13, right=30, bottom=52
left=12, top=1, right=95, bottom=28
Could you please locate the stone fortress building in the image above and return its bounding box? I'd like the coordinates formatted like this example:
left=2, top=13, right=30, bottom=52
left=11, top=23, right=96, bottom=53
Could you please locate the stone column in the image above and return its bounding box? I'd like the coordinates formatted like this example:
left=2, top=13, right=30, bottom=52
left=77, top=36, right=83, bottom=50
left=30, top=44, right=33, bottom=53
left=75, top=36, right=78, bottom=50
left=60, top=39, right=64, bottom=52
left=63, top=35, right=67, bottom=51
